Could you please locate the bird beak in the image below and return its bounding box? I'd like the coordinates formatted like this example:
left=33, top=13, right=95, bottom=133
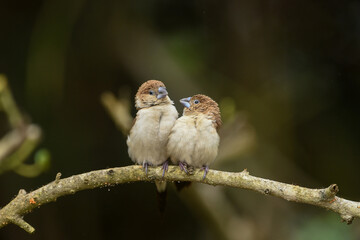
left=157, top=86, right=168, bottom=99
left=180, top=97, right=191, bottom=108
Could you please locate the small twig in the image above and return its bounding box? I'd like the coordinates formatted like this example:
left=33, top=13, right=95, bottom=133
left=0, top=128, right=26, bottom=163
left=12, top=149, right=51, bottom=177
left=55, top=172, right=62, bottom=182
left=100, top=92, right=133, bottom=135
left=0, top=124, right=42, bottom=174
left=0, top=74, right=24, bottom=128
left=0, top=75, right=49, bottom=176
left=0, top=165, right=359, bottom=233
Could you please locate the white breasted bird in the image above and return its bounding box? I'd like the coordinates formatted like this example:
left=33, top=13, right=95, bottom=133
left=167, top=94, right=221, bottom=179
left=127, top=80, right=178, bottom=194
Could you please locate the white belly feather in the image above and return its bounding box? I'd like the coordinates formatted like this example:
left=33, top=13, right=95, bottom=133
left=167, top=114, right=220, bottom=168
left=127, top=104, right=178, bottom=166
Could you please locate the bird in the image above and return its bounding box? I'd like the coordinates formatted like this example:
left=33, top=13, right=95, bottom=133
left=167, top=94, right=222, bottom=179
left=127, top=80, right=178, bottom=194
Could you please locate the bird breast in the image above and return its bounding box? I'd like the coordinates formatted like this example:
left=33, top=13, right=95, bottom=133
left=167, top=114, right=220, bottom=167
left=127, top=104, right=178, bottom=166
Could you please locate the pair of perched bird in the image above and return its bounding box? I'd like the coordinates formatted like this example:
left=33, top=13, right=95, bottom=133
left=127, top=80, right=221, bottom=192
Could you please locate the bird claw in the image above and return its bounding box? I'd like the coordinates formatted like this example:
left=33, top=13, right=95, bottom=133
left=201, top=166, right=209, bottom=180
left=179, top=162, right=188, bottom=174
left=161, top=161, right=169, bottom=177
left=143, top=162, right=149, bottom=175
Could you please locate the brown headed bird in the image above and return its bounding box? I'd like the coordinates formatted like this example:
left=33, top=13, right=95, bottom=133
left=167, top=94, right=221, bottom=179
left=127, top=80, right=178, bottom=192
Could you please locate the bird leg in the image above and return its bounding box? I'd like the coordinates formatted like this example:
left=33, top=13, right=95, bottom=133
left=201, top=165, right=209, bottom=180
left=142, top=162, right=149, bottom=175
left=179, top=162, right=188, bottom=174
left=161, top=160, right=169, bottom=177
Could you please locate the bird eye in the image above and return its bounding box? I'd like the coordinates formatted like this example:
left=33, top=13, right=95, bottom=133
left=194, top=100, right=200, bottom=104
left=149, top=90, right=154, bottom=95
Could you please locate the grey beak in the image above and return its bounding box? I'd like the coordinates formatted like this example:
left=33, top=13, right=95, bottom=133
left=157, top=86, right=168, bottom=99
left=180, top=97, right=191, bottom=108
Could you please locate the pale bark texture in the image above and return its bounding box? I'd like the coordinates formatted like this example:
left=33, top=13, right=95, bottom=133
left=0, top=165, right=359, bottom=234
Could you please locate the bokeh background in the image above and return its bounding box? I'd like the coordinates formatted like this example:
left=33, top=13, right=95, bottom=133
left=1, top=0, right=360, bottom=239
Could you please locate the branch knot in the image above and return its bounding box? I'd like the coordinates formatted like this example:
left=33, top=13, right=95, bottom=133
left=321, top=184, right=339, bottom=201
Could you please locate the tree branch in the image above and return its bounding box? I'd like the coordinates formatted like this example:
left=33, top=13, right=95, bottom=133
left=0, top=165, right=359, bottom=233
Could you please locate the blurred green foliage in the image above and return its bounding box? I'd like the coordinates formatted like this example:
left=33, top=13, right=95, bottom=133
left=294, top=214, right=354, bottom=240
left=0, top=0, right=359, bottom=239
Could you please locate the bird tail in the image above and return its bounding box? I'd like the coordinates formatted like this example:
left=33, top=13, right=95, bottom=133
left=155, top=180, right=167, bottom=215
left=155, top=180, right=167, bottom=193
left=175, top=181, right=192, bottom=191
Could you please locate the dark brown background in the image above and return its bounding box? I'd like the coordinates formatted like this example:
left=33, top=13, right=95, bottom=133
left=1, top=1, right=359, bottom=239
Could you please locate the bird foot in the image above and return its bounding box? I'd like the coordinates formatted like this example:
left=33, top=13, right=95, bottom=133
left=179, top=162, right=188, bottom=174
left=201, top=166, right=209, bottom=180
left=187, top=165, right=195, bottom=175
left=142, top=162, right=149, bottom=175
left=161, top=161, right=169, bottom=177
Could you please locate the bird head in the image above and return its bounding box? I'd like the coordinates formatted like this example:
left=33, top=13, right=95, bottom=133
left=135, top=80, right=172, bottom=109
left=180, top=94, right=222, bottom=131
